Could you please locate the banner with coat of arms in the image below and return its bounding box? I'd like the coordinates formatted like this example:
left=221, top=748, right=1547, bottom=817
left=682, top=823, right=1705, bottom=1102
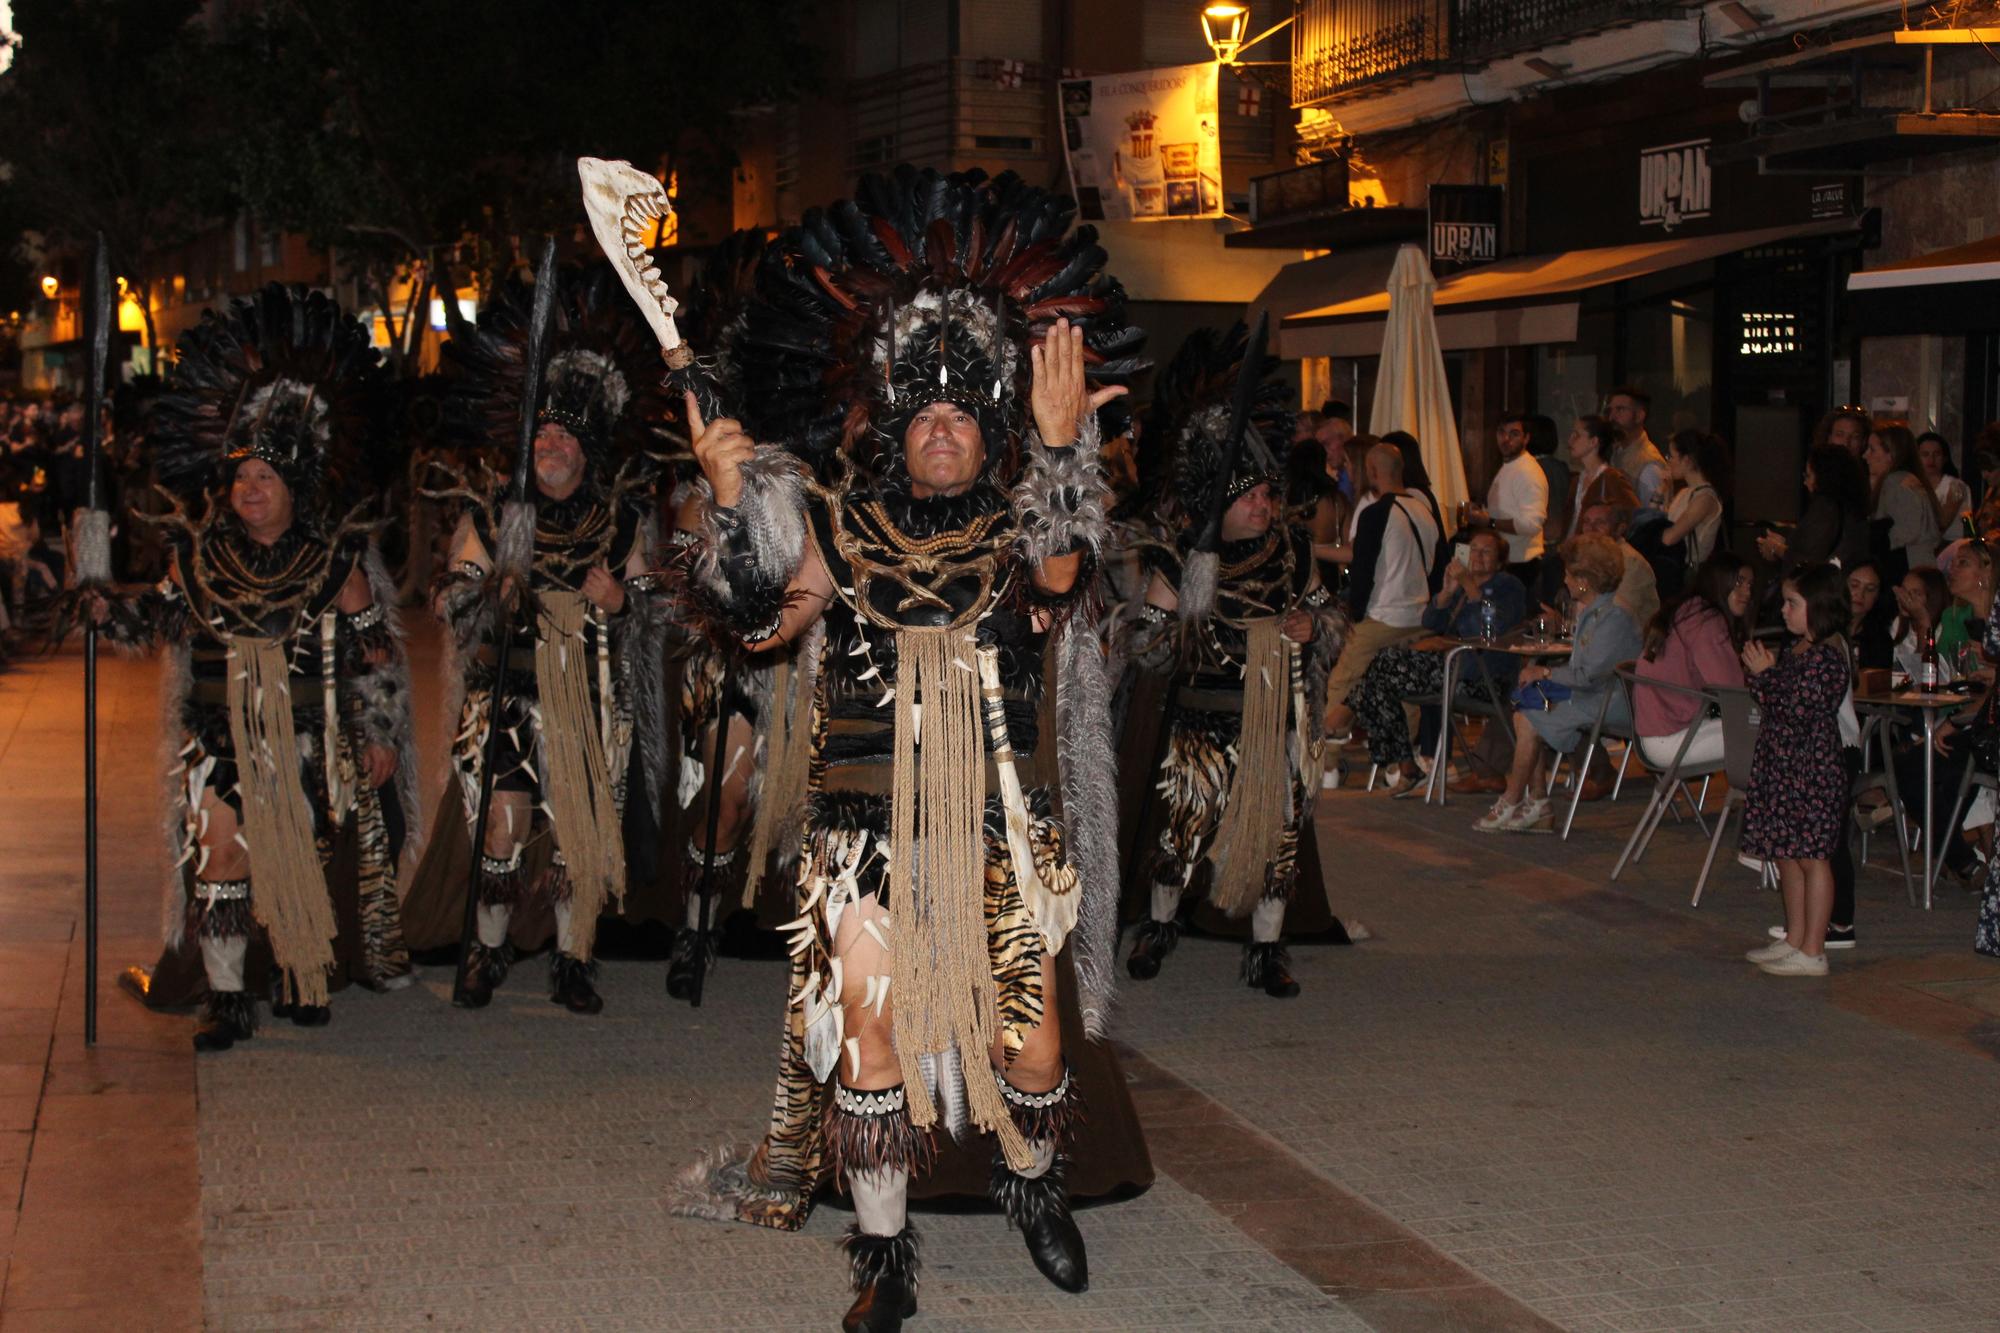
left=1059, top=62, right=1222, bottom=222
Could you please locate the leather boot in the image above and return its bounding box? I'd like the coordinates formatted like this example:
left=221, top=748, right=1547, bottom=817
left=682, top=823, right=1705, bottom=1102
left=665, top=924, right=717, bottom=1002
left=990, top=1154, right=1087, bottom=1293
left=1125, top=919, right=1180, bottom=980
left=840, top=1225, right=919, bottom=1332
left=452, top=941, right=510, bottom=1009
left=549, top=952, right=603, bottom=1015
left=192, top=990, right=256, bottom=1053
left=1244, top=941, right=1301, bottom=998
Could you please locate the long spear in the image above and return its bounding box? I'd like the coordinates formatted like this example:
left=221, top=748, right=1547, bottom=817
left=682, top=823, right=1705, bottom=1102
left=75, top=238, right=113, bottom=1047
left=453, top=236, right=558, bottom=1006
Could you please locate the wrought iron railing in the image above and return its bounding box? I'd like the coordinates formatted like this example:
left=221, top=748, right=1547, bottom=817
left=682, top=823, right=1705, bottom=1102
left=1292, top=0, right=1450, bottom=108
left=1292, top=0, right=1689, bottom=106
left=1453, top=0, right=1685, bottom=63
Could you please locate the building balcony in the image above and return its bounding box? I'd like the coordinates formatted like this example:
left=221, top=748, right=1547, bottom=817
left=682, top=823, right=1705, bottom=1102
left=1291, top=0, right=1687, bottom=107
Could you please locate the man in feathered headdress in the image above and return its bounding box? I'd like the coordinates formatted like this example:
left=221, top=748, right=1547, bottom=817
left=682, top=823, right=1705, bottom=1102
left=1119, top=325, right=1349, bottom=999
left=399, top=264, right=672, bottom=1016
left=100, top=284, right=418, bottom=1051
left=667, top=167, right=1149, bottom=1331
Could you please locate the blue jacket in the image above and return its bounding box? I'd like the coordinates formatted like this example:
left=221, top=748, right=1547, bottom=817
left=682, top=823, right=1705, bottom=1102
left=1421, top=571, right=1528, bottom=680
left=1548, top=592, right=1643, bottom=711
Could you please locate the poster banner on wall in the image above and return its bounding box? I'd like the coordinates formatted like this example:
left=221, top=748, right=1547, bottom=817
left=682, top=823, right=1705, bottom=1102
left=1059, top=62, right=1221, bottom=222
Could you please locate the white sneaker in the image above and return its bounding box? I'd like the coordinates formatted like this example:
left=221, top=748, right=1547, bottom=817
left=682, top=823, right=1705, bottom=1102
left=1766, top=925, right=1787, bottom=941
left=1746, top=939, right=1795, bottom=963
left=1510, top=797, right=1555, bottom=834
left=1758, top=949, right=1828, bottom=977
left=1474, top=800, right=1519, bottom=833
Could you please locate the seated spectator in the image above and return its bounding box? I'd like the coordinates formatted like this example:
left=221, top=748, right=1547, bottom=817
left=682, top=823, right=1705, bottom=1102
left=1575, top=502, right=1660, bottom=634
left=1632, top=554, right=1752, bottom=771
left=1845, top=560, right=1894, bottom=671
left=1865, top=422, right=1941, bottom=579
left=1971, top=427, right=2000, bottom=535
left=1323, top=443, right=1443, bottom=741
left=1918, top=431, right=1970, bottom=538
left=1889, top=566, right=1950, bottom=679
left=1349, top=528, right=1525, bottom=795
left=1474, top=533, right=1644, bottom=834
left=1887, top=538, right=1998, bottom=887
left=1757, top=445, right=1870, bottom=577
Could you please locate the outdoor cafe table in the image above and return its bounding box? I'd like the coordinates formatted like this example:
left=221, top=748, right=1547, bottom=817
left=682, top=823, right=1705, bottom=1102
left=1424, top=636, right=1574, bottom=805
left=1854, top=687, right=1971, bottom=910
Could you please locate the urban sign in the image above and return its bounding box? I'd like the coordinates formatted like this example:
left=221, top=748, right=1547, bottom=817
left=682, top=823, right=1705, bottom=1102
left=1427, top=184, right=1503, bottom=275
left=1638, top=138, right=1712, bottom=232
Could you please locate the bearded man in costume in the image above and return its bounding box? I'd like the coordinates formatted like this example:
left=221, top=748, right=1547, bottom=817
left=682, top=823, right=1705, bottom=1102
left=400, top=265, right=671, bottom=1016
left=1120, top=325, right=1347, bottom=999
left=665, top=167, right=1148, bottom=1333
left=101, top=284, right=417, bottom=1051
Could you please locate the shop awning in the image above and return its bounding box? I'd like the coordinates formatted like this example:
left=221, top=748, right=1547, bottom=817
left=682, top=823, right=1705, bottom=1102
left=1248, top=243, right=1403, bottom=327
left=1280, top=217, right=1863, bottom=360
left=1847, top=233, right=2000, bottom=337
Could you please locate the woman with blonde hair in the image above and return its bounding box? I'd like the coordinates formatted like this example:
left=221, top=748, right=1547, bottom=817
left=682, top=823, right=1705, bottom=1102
left=1475, top=532, right=1644, bottom=834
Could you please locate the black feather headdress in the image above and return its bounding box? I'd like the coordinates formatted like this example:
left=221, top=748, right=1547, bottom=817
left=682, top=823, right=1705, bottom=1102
left=731, top=165, right=1147, bottom=484
left=1154, top=323, right=1295, bottom=529
left=151, top=284, right=386, bottom=520
left=445, top=261, right=672, bottom=476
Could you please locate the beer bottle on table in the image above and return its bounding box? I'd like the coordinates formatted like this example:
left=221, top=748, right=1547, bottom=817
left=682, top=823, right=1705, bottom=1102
left=1921, top=629, right=1941, bottom=690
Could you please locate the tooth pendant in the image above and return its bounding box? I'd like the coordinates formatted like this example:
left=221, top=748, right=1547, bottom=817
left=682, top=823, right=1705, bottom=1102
left=845, top=1037, right=863, bottom=1083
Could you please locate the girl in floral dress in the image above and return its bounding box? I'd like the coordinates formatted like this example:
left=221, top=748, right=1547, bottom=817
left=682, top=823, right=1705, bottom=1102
left=1741, top=565, right=1852, bottom=977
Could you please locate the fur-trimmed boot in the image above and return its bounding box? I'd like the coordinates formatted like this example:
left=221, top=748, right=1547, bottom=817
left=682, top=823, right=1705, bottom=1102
left=1127, top=867, right=1184, bottom=980
left=992, top=1068, right=1087, bottom=1293
left=829, top=1083, right=931, bottom=1332
left=840, top=1223, right=919, bottom=1332
left=455, top=852, right=521, bottom=1009
left=191, top=883, right=255, bottom=1053
left=1244, top=897, right=1300, bottom=998
left=668, top=844, right=729, bottom=1001
left=549, top=866, right=603, bottom=1015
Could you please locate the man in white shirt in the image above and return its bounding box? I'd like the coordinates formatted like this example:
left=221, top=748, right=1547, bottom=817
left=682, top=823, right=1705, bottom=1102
left=1466, top=412, right=1549, bottom=590
left=1607, top=385, right=1667, bottom=513
left=1324, top=443, right=1440, bottom=738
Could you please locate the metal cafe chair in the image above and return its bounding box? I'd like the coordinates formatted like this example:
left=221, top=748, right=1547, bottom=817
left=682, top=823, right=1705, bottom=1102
left=1549, top=668, right=1638, bottom=841
left=1926, top=762, right=1997, bottom=899
left=1852, top=708, right=1918, bottom=906
left=1610, top=669, right=1724, bottom=881
left=1690, top=685, right=1764, bottom=908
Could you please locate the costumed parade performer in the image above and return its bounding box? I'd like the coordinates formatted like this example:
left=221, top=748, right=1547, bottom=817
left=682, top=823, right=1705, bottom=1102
left=647, top=166, right=1151, bottom=1332
left=1118, top=323, right=1350, bottom=998
left=101, top=284, right=418, bottom=1051
left=398, top=259, right=673, bottom=1016
left=656, top=230, right=813, bottom=1001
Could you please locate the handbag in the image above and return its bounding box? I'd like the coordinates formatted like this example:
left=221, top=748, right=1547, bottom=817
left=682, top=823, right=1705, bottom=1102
left=1512, top=679, right=1574, bottom=712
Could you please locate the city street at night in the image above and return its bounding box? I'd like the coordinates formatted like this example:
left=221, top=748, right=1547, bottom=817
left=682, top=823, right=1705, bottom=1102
left=4, top=631, right=1997, bottom=1330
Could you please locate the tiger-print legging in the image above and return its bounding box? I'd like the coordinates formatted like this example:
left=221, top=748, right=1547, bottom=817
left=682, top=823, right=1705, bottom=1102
left=1151, top=702, right=1305, bottom=913
left=728, top=785, right=1076, bottom=1230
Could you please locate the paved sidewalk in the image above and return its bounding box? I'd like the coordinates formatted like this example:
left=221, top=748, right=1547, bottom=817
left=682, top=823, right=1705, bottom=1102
left=5, top=634, right=2000, bottom=1331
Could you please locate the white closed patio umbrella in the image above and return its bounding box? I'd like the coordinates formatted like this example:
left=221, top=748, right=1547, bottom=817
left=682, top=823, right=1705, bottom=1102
left=1368, top=244, right=1469, bottom=523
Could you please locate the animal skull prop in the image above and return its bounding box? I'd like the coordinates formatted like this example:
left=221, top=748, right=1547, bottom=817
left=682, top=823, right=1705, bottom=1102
left=577, top=156, right=686, bottom=365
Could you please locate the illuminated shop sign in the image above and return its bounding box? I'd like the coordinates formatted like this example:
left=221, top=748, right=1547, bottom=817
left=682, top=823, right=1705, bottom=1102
left=1639, top=138, right=1712, bottom=232
left=1739, top=310, right=1799, bottom=356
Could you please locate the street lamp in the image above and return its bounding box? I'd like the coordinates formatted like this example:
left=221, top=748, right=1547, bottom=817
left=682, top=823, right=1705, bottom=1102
left=1200, top=2, right=1295, bottom=66
left=39, top=274, right=57, bottom=299
left=1201, top=3, right=1250, bottom=64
